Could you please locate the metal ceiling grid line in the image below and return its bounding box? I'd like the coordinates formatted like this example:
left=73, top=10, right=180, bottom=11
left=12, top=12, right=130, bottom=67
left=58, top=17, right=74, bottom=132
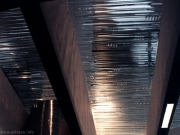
left=0, top=8, right=56, bottom=111
left=69, top=0, right=162, bottom=134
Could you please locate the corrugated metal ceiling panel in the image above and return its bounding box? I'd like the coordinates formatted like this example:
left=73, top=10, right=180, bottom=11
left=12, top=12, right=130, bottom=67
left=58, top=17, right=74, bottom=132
left=0, top=8, right=56, bottom=111
left=69, top=0, right=162, bottom=134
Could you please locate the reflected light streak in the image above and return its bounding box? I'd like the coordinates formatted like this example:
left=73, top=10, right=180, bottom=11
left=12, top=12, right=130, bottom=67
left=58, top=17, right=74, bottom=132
left=92, top=102, right=114, bottom=112
left=50, top=100, right=53, bottom=135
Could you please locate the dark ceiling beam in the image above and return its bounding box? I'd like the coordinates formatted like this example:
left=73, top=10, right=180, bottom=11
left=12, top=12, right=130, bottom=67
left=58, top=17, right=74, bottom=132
left=40, top=1, right=96, bottom=135
left=0, top=0, right=55, bottom=12
left=146, top=0, right=180, bottom=135
left=19, top=1, right=82, bottom=135
left=157, top=30, right=180, bottom=135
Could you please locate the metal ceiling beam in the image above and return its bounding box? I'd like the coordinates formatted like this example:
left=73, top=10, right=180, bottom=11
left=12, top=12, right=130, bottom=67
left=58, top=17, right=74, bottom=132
left=40, top=1, right=96, bottom=135
left=0, top=68, right=29, bottom=131
left=157, top=31, right=180, bottom=135
left=18, top=1, right=82, bottom=135
left=146, top=0, right=180, bottom=135
left=0, top=0, right=55, bottom=12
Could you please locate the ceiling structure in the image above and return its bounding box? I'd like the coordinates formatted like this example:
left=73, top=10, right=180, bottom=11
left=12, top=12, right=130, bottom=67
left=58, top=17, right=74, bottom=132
left=0, top=0, right=180, bottom=135
left=171, top=98, right=180, bottom=129
left=69, top=0, right=162, bottom=134
left=0, top=7, right=56, bottom=111
left=0, top=2, right=82, bottom=134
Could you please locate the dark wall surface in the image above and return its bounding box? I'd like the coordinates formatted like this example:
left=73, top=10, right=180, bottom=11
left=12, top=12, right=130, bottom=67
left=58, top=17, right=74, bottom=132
left=146, top=0, right=180, bottom=135
left=168, top=127, right=180, bottom=135
left=40, top=1, right=96, bottom=135
left=0, top=68, right=29, bottom=133
left=59, top=118, right=71, bottom=135
left=24, top=102, right=50, bottom=135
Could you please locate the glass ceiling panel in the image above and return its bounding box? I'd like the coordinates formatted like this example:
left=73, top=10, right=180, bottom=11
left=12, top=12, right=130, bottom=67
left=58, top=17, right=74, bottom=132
left=69, top=0, right=162, bottom=134
left=0, top=8, right=56, bottom=111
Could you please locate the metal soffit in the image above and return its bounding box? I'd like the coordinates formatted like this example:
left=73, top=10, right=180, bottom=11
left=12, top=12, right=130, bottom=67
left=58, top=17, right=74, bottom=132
left=34, top=100, right=64, bottom=135
left=0, top=8, right=56, bottom=111
left=69, top=0, right=162, bottom=134
left=171, top=98, right=180, bottom=129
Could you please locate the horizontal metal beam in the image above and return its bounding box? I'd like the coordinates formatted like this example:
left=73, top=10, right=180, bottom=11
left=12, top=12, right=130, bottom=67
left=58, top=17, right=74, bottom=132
left=40, top=1, right=96, bottom=135
left=157, top=34, right=180, bottom=135
left=0, top=0, right=55, bottom=12
left=19, top=1, right=82, bottom=135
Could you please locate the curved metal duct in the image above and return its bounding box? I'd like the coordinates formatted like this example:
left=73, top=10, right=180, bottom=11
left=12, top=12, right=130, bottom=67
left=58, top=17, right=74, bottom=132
left=27, top=100, right=67, bottom=135
left=44, top=100, right=64, bottom=135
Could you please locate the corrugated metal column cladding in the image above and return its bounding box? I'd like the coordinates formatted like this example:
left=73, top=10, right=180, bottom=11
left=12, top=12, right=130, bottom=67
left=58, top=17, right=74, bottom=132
left=69, top=0, right=162, bottom=134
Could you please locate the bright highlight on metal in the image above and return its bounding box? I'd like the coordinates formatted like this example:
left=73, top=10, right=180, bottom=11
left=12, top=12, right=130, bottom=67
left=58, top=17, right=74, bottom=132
left=0, top=8, right=56, bottom=111
left=69, top=0, right=162, bottom=134
left=50, top=100, right=53, bottom=135
left=161, top=104, right=174, bottom=128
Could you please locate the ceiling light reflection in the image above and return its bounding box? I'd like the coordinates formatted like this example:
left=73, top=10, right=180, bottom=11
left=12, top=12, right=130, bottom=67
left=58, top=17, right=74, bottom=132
left=50, top=100, right=53, bottom=135
left=161, top=104, right=174, bottom=128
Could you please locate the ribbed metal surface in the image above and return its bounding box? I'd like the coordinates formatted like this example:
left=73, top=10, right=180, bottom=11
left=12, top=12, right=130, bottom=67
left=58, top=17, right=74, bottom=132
left=0, top=8, right=56, bottom=111
left=43, top=100, right=63, bottom=135
left=69, top=0, right=162, bottom=134
left=170, top=98, right=180, bottom=129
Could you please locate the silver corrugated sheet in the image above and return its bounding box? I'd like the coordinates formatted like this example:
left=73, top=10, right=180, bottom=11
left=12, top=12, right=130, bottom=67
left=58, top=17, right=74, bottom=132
left=0, top=8, right=56, bottom=111
left=170, top=98, right=180, bottom=129
left=43, top=100, right=63, bottom=135
left=69, top=0, right=162, bottom=134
